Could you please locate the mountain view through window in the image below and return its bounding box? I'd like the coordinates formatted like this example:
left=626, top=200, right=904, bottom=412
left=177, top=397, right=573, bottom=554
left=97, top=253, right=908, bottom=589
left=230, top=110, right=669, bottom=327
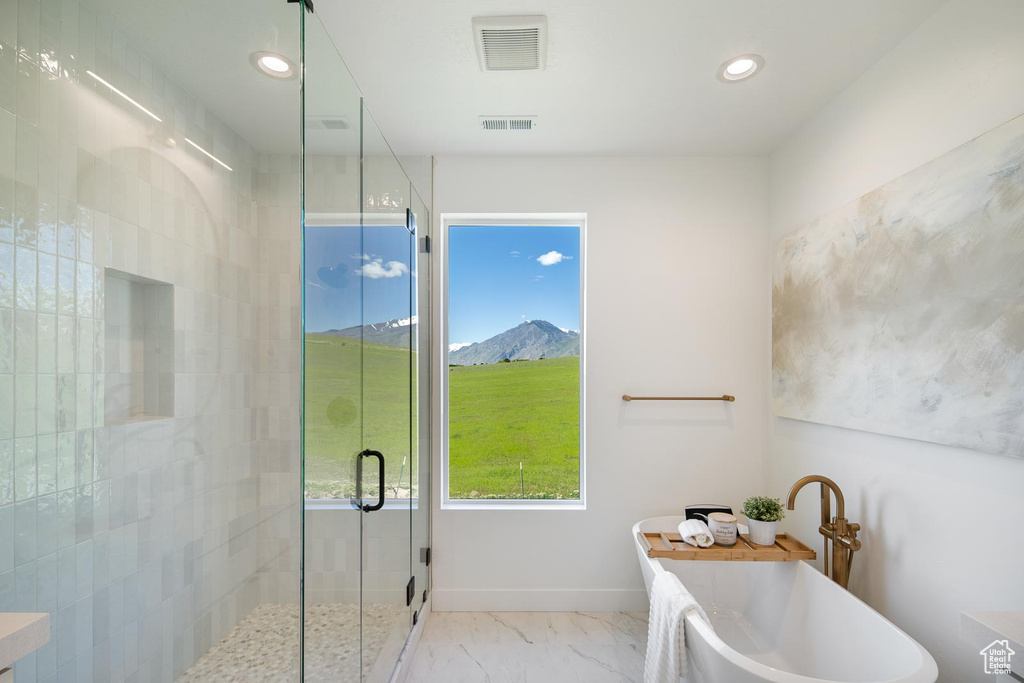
left=446, top=224, right=582, bottom=501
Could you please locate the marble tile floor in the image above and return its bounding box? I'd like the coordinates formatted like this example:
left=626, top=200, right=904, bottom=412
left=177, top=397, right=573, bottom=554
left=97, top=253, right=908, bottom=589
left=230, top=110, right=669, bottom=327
left=176, top=603, right=405, bottom=682
left=406, top=612, right=650, bottom=683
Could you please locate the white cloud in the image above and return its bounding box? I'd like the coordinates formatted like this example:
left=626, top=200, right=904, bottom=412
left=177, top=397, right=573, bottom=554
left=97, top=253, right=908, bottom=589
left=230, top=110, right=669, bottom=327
left=357, top=258, right=409, bottom=279
left=509, top=250, right=521, bottom=257
left=449, top=342, right=472, bottom=352
left=306, top=280, right=326, bottom=290
left=351, top=253, right=372, bottom=261
left=533, top=275, right=544, bottom=281
left=537, top=251, right=564, bottom=266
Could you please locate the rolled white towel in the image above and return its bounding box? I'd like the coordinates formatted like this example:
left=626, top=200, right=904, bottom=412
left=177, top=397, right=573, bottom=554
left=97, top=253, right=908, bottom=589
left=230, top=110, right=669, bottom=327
left=677, top=519, right=714, bottom=548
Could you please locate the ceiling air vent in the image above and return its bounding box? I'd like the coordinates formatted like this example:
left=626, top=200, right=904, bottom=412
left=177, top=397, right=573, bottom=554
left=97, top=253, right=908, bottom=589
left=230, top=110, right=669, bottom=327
left=305, top=116, right=352, bottom=131
left=472, top=16, right=547, bottom=71
left=479, top=116, right=538, bottom=132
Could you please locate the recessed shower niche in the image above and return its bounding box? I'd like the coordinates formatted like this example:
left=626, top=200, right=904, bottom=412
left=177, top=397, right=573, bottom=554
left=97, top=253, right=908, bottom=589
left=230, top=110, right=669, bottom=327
left=103, top=268, right=175, bottom=424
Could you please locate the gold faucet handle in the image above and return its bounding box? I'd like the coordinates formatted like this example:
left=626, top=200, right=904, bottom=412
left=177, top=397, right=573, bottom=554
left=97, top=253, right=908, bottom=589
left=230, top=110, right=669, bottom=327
left=845, top=523, right=862, bottom=552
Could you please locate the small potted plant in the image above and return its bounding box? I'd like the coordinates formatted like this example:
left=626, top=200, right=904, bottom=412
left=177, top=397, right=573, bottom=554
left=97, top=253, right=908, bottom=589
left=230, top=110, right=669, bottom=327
left=742, top=496, right=785, bottom=546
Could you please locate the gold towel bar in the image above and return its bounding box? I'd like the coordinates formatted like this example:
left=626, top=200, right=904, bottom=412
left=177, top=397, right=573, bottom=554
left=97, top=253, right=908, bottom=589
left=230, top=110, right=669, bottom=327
left=622, top=394, right=736, bottom=402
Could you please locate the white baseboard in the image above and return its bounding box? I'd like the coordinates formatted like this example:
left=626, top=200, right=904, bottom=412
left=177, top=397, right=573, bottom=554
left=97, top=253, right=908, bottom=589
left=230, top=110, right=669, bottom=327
left=431, top=588, right=649, bottom=612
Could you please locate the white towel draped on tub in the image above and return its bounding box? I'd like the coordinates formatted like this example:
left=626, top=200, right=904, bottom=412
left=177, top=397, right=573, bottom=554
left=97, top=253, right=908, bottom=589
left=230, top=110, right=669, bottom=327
left=677, top=519, right=714, bottom=548
left=644, top=571, right=709, bottom=683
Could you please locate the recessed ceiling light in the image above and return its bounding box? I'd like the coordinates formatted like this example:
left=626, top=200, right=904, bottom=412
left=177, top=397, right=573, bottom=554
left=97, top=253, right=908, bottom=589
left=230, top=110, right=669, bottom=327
left=251, top=51, right=296, bottom=79
left=717, top=54, right=765, bottom=83
left=261, top=56, right=290, bottom=73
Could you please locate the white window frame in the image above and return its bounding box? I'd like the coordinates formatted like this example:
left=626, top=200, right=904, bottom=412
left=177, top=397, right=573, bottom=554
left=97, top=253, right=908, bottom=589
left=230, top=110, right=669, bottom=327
left=440, top=213, right=587, bottom=510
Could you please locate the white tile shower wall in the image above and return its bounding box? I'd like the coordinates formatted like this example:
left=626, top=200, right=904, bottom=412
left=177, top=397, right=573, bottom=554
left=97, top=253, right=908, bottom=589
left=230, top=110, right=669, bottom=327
left=254, top=152, right=302, bottom=609
left=302, top=509, right=413, bottom=606
left=396, top=156, right=432, bottom=211
left=0, top=0, right=288, bottom=679
left=253, top=151, right=365, bottom=608
left=254, top=152, right=360, bottom=612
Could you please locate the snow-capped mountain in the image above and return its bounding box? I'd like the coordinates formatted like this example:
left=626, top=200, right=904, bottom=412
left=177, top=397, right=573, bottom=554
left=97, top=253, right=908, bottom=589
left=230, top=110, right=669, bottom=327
left=320, top=316, right=417, bottom=346
left=317, top=317, right=579, bottom=361
left=448, top=320, right=580, bottom=365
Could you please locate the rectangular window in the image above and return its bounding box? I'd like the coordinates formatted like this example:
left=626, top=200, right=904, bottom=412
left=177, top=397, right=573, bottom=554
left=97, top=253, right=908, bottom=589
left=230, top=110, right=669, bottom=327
left=442, top=215, right=585, bottom=508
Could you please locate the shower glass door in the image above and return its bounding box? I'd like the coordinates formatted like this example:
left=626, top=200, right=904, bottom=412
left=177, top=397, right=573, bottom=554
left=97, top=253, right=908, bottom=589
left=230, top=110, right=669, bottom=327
left=358, top=108, right=416, bottom=683
left=301, top=11, right=419, bottom=683
left=300, top=11, right=363, bottom=675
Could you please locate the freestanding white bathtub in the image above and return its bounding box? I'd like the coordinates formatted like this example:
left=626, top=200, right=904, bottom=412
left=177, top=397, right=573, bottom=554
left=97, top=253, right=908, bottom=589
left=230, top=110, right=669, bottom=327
left=633, top=516, right=937, bottom=683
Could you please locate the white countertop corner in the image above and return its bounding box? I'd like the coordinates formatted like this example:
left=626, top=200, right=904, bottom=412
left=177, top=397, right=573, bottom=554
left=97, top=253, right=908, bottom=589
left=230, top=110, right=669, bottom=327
left=961, top=611, right=1024, bottom=675
left=0, top=613, right=51, bottom=671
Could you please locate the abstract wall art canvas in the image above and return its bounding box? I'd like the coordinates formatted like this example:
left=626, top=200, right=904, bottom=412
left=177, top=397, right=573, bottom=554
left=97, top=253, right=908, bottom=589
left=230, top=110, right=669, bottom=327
left=772, top=113, right=1024, bottom=457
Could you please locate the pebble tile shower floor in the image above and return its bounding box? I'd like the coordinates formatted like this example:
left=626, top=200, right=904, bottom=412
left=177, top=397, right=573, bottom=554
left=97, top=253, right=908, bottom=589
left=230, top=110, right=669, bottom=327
left=176, top=603, right=405, bottom=682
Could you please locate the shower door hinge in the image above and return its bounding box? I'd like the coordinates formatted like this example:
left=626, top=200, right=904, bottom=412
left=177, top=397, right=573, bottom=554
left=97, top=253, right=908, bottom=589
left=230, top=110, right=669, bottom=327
left=419, top=236, right=431, bottom=254
left=413, top=610, right=418, bottom=626
left=420, top=547, right=431, bottom=565
left=406, top=576, right=416, bottom=607
left=287, top=0, right=314, bottom=13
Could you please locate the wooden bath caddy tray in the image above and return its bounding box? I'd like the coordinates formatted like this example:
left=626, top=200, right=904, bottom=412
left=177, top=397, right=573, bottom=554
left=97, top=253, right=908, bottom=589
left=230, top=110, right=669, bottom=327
left=639, top=532, right=816, bottom=562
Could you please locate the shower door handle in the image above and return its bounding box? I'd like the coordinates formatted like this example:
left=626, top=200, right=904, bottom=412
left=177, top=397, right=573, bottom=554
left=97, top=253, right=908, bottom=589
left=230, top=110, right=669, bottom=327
left=358, top=450, right=386, bottom=512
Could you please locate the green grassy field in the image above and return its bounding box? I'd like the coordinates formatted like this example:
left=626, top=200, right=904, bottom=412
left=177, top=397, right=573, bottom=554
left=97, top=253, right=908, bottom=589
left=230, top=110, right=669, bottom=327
left=304, top=334, right=580, bottom=501
left=304, top=334, right=417, bottom=500
left=448, top=357, right=580, bottom=499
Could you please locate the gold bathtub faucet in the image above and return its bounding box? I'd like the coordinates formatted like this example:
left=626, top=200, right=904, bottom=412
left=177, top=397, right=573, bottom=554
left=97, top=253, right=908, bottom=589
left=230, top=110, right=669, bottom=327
left=786, top=475, right=862, bottom=589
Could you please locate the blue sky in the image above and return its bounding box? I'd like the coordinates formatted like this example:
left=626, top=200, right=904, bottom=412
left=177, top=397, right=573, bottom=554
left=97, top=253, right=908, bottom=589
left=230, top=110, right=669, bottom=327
left=303, top=223, right=581, bottom=342
left=448, top=225, right=580, bottom=344
left=304, top=225, right=414, bottom=332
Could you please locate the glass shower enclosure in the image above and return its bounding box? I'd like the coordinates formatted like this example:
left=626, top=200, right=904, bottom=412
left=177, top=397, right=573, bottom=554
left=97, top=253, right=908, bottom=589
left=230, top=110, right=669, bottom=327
left=301, top=12, right=431, bottom=683
left=0, top=0, right=429, bottom=678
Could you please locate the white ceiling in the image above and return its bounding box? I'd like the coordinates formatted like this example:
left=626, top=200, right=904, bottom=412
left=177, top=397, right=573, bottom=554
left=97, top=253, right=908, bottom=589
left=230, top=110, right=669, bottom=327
left=83, top=0, right=946, bottom=158
left=82, top=0, right=401, bottom=157
left=315, top=0, right=946, bottom=156
left=82, top=0, right=304, bottom=154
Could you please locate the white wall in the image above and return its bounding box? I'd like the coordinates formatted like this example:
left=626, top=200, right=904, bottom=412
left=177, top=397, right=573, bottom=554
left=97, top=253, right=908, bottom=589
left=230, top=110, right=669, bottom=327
left=768, top=2, right=1024, bottom=681
left=431, top=155, right=769, bottom=611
